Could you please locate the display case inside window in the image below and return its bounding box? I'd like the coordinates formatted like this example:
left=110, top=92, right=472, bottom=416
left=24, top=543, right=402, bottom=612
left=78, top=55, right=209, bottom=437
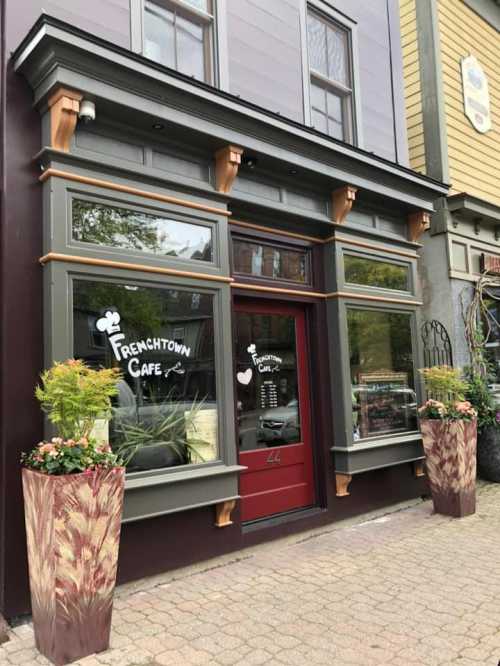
left=72, top=200, right=213, bottom=262
left=347, top=308, right=417, bottom=440
left=232, top=238, right=308, bottom=283
left=344, top=254, right=410, bottom=291
left=73, top=279, right=218, bottom=472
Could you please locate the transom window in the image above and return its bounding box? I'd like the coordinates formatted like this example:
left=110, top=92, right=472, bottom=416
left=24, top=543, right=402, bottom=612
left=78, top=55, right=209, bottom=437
left=144, top=0, right=213, bottom=82
left=307, top=8, right=353, bottom=142
left=72, top=199, right=213, bottom=263
left=232, top=238, right=309, bottom=284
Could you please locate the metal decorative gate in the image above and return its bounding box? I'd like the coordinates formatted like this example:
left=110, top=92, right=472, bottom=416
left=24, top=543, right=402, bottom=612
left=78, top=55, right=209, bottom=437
left=421, top=320, right=453, bottom=368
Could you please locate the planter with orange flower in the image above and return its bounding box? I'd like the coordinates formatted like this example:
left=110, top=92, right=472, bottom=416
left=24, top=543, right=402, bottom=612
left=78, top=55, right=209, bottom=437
left=418, top=366, right=477, bottom=518
left=21, top=359, right=124, bottom=666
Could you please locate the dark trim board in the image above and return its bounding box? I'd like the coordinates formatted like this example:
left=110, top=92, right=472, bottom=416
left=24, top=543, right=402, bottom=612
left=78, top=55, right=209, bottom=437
left=462, top=0, right=500, bottom=31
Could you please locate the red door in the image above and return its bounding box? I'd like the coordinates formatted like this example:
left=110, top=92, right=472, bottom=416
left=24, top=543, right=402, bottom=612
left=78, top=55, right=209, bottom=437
left=234, top=300, right=315, bottom=522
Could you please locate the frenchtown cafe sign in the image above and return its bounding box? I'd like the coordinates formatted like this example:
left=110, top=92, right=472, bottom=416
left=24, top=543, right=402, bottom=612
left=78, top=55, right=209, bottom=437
left=461, top=54, right=491, bottom=134
left=96, top=310, right=191, bottom=378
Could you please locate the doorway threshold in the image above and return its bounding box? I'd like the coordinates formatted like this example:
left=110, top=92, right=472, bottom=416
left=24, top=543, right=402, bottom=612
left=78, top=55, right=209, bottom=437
left=242, top=505, right=324, bottom=534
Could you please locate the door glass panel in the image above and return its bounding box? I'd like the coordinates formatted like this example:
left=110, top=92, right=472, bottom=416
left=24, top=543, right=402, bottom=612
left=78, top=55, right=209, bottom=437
left=235, top=312, right=301, bottom=451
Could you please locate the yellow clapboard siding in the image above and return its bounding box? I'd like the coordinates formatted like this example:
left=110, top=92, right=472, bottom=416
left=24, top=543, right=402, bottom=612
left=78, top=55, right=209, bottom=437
left=449, top=169, right=500, bottom=206
left=435, top=0, right=500, bottom=203
left=439, top=2, right=499, bottom=53
left=400, top=0, right=425, bottom=175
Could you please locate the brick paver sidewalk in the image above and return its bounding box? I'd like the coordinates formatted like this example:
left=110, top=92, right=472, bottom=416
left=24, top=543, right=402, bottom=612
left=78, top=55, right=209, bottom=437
left=3, top=484, right=500, bottom=666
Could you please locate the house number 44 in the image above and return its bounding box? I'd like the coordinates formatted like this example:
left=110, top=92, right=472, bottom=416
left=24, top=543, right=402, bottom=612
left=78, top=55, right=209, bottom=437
left=266, top=451, right=281, bottom=465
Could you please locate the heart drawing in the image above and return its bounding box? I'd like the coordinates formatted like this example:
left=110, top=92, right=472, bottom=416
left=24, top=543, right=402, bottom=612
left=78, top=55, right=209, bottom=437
left=237, top=368, right=253, bottom=385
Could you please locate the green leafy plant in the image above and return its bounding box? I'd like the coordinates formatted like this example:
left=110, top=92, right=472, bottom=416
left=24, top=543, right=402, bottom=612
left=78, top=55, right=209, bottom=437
left=22, top=359, right=123, bottom=475
left=418, top=366, right=476, bottom=421
left=113, top=396, right=210, bottom=467
left=35, top=359, right=122, bottom=440
left=465, top=366, right=500, bottom=431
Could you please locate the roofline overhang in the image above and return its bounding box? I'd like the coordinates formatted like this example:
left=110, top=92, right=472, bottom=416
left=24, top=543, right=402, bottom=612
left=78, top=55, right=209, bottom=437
left=447, top=192, right=500, bottom=227
left=12, top=15, right=449, bottom=213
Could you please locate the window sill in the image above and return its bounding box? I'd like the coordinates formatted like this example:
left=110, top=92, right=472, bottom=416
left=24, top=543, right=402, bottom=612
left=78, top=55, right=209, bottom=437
left=331, top=433, right=423, bottom=474
left=122, top=463, right=246, bottom=523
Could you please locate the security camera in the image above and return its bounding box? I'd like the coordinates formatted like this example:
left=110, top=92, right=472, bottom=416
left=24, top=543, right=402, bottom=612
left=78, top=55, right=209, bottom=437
left=79, top=99, right=96, bottom=123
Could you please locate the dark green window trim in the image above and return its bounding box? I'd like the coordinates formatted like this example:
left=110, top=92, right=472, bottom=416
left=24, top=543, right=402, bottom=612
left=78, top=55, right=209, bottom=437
left=326, top=292, right=424, bottom=475
left=334, top=242, right=418, bottom=299
left=43, top=170, right=230, bottom=279
left=42, top=170, right=243, bottom=520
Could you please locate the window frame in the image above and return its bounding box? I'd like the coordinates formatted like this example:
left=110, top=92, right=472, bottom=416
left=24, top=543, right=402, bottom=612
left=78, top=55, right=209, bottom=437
left=231, top=234, right=312, bottom=287
left=337, top=243, right=418, bottom=298
left=45, top=176, right=228, bottom=278
left=44, top=260, right=242, bottom=522
left=344, top=304, right=420, bottom=443
left=69, top=192, right=216, bottom=267
left=302, top=0, right=362, bottom=147
left=134, top=0, right=216, bottom=85
left=335, top=242, right=418, bottom=299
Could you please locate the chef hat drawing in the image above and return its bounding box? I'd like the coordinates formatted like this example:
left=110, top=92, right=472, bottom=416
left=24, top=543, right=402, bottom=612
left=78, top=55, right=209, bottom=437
left=96, top=310, right=121, bottom=336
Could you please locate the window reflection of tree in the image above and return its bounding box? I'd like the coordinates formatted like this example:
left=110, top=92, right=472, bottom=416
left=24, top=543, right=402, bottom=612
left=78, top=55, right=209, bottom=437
left=72, top=200, right=212, bottom=261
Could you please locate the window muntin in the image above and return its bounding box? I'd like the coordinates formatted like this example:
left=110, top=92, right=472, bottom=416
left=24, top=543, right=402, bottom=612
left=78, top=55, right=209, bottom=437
left=72, top=199, right=213, bottom=262
left=307, top=9, right=353, bottom=142
left=232, top=238, right=309, bottom=284
left=344, top=254, right=410, bottom=292
left=144, top=0, right=212, bottom=82
left=73, top=279, right=218, bottom=473
left=348, top=309, right=417, bottom=440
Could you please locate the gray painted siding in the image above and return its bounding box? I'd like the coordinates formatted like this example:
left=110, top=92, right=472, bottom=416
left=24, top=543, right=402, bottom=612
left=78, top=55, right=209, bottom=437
left=226, top=0, right=305, bottom=122
left=8, top=0, right=408, bottom=165
left=6, top=0, right=131, bottom=52
left=226, top=0, right=408, bottom=163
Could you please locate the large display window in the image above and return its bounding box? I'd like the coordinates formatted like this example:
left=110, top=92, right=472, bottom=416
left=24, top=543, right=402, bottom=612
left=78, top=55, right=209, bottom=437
left=347, top=308, right=418, bottom=440
left=73, top=279, right=219, bottom=472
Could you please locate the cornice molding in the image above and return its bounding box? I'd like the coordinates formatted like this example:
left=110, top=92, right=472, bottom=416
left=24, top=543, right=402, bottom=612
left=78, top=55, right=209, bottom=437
left=12, top=15, right=448, bottom=216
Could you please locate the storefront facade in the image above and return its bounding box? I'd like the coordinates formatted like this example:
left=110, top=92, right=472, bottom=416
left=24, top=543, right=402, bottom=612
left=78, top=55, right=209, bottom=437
left=1, top=1, right=446, bottom=619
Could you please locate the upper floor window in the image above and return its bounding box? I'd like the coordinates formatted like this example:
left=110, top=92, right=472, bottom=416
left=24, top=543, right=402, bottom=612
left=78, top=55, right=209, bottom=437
left=144, top=0, right=213, bottom=82
left=307, top=8, right=353, bottom=142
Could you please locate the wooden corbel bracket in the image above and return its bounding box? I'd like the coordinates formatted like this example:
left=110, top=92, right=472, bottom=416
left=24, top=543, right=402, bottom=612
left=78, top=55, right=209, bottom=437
left=331, top=185, right=357, bottom=224
left=413, top=460, right=426, bottom=478
left=408, top=211, right=431, bottom=242
left=48, top=87, right=83, bottom=152
left=215, top=145, right=244, bottom=194
left=215, top=499, right=236, bottom=527
left=335, top=473, right=352, bottom=497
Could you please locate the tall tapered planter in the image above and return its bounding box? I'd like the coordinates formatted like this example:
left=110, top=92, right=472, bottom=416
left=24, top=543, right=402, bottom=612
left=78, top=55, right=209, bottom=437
left=22, top=467, right=125, bottom=666
left=420, top=419, right=477, bottom=517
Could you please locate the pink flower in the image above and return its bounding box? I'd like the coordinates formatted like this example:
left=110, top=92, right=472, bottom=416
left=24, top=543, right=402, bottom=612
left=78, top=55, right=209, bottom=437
left=39, top=443, right=56, bottom=455
left=77, top=437, right=89, bottom=449
left=65, top=439, right=76, bottom=448
left=51, top=437, right=64, bottom=446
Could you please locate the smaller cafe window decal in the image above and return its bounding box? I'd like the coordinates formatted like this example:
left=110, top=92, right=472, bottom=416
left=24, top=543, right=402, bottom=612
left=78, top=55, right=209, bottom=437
left=237, top=343, right=283, bottom=385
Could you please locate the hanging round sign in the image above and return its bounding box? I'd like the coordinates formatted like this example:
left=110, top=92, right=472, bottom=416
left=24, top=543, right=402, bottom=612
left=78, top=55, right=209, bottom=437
left=461, top=55, right=491, bottom=134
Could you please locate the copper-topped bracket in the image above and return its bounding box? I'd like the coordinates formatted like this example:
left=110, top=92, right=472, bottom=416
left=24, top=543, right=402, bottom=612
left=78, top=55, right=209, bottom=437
left=331, top=185, right=357, bottom=224
left=215, top=499, right=236, bottom=527
left=335, top=473, right=352, bottom=497
left=47, top=87, right=83, bottom=152
left=215, top=145, right=244, bottom=194
left=408, top=211, right=431, bottom=242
